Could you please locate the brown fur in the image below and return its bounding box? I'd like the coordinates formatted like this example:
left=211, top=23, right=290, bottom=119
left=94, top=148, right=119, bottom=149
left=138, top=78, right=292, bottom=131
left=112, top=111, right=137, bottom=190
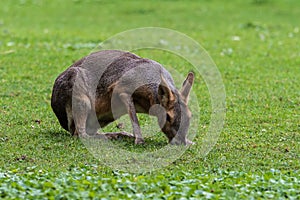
left=51, top=50, right=194, bottom=145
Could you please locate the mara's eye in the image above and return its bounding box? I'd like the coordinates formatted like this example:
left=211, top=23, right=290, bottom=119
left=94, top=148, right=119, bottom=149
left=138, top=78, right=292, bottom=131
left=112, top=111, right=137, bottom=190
left=166, top=113, right=172, bottom=122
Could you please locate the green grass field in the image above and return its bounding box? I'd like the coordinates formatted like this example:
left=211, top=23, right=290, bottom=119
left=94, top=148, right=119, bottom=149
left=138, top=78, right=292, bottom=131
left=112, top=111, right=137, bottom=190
left=0, top=0, right=299, bottom=199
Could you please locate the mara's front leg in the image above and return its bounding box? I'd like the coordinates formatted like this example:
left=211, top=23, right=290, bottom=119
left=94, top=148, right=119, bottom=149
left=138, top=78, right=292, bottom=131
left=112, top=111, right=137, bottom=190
left=119, top=93, right=145, bottom=144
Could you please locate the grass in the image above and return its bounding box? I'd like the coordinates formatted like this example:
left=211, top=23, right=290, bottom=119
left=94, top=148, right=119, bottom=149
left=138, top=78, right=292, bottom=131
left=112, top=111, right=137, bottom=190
left=0, top=0, right=299, bottom=199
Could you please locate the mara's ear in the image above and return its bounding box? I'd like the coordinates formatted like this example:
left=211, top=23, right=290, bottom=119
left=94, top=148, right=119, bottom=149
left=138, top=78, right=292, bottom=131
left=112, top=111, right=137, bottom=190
left=180, top=72, right=194, bottom=104
left=158, top=75, right=175, bottom=108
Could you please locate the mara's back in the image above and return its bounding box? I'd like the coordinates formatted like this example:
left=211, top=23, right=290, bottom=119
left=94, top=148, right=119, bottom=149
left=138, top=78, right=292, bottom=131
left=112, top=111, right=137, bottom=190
left=51, top=50, right=175, bottom=131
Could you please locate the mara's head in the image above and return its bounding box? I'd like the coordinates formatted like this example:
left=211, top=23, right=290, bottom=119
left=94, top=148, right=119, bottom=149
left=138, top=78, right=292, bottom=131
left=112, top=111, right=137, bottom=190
left=157, top=72, right=194, bottom=145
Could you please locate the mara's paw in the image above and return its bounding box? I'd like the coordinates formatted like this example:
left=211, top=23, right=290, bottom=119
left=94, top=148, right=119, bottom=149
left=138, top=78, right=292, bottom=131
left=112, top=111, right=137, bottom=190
left=135, top=137, right=145, bottom=145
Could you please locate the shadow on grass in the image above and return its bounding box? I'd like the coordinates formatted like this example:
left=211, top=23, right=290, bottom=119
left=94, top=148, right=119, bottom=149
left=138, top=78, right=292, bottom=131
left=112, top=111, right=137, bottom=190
left=42, top=129, right=74, bottom=143
left=42, top=129, right=168, bottom=152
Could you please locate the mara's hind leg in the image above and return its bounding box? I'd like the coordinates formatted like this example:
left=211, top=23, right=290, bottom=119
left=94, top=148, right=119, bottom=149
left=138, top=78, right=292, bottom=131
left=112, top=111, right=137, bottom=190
left=86, top=111, right=101, bottom=135
left=66, top=104, right=76, bottom=135
left=72, top=95, right=91, bottom=137
left=72, top=96, right=106, bottom=139
left=105, top=132, right=135, bottom=140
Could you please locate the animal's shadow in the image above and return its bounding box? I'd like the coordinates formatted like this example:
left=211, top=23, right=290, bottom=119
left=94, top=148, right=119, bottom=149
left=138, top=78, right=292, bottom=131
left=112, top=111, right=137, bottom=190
left=44, top=129, right=168, bottom=152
